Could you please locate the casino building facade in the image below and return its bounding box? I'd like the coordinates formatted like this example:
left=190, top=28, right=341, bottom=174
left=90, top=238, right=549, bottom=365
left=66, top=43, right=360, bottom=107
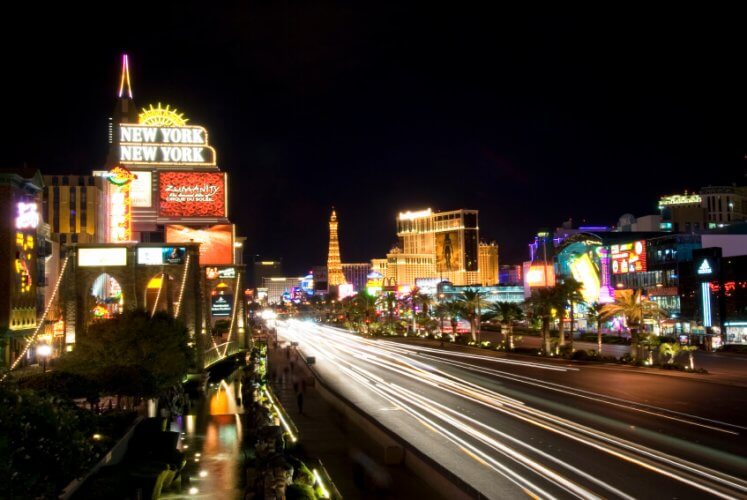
left=51, top=55, right=247, bottom=357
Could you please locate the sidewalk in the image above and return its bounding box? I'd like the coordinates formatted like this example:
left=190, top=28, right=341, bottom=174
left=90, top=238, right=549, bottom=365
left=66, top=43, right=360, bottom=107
left=267, top=342, right=444, bottom=499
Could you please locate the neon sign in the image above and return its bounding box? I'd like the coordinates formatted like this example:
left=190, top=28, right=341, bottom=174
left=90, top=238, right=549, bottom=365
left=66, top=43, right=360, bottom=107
left=16, top=202, right=39, bottom=229
left=119, top=123, right=216, bottom=166
left=697, top=259, right=713, bottom=275
left=610, top=241, right=647, bottom=274
left=15, top=232, right=34, bottom=293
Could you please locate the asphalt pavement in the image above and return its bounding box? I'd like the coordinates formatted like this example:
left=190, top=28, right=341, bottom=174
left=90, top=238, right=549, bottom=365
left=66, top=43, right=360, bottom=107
left=277, top=320, right=747, bottom=500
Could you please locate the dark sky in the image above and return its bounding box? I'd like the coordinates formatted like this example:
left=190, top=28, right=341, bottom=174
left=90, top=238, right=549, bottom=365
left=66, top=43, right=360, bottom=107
left=2, top=5, right=746, bottom=274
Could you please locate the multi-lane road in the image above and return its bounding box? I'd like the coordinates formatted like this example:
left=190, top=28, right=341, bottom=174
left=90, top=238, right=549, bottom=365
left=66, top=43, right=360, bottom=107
left=277, top=320, right=747, bottom=499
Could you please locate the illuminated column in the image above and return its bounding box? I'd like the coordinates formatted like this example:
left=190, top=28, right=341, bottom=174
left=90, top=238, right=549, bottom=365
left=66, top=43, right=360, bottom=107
left=106, top=166, right=135, bottom=242
left=597, top=247, right=614, bottom=304
left=327, top=209, right=347, bottom=287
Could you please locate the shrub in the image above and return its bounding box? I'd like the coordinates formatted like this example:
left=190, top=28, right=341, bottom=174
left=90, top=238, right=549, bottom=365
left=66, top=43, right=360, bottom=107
left=454, top=335, right=470, bottom=345
left=286, top=483, right=317, bottom=500
left=571, top=350, right=593, bottom=361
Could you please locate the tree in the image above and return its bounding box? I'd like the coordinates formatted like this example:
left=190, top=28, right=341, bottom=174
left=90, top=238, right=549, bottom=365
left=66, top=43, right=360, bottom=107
left=600, top=290, right=667, bottom=362
left=586, top=302, right=605, bottom=355
left=562, top=278, right=585, bottom=350
left=376, top=292, right=400, bottom=333
left=352, top=293, right=377, bottom=332
left=405, top=288, right=434, bottom=334
left=488, top=302, right=524, bottom=350
left=443, top=300, right=464, bottom=340
left=526, top=288, right=556, bottom=354
left=456, top=288, right=486, bottom=342
left=61, top=309, right=194, bottom=398
left=0, top=385, right=97, bottom=498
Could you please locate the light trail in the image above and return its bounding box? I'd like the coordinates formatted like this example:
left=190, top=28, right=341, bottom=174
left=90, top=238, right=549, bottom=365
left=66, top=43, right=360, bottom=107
left=415, top=351, right=744, bottom=435
left=277, top=321, right=747, bottom=499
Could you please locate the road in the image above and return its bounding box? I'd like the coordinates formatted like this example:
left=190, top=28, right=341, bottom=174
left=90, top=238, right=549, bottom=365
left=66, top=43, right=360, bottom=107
left=277, top=320, right=747, bottom=500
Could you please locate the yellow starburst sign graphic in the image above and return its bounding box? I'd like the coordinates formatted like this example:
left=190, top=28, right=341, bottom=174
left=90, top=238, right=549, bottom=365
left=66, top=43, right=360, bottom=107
left=139, top=103, right=189, bottom=127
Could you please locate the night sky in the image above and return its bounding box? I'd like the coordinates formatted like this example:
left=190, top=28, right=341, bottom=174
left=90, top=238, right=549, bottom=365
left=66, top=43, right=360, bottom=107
left=2, top=6, right=746, bottom=274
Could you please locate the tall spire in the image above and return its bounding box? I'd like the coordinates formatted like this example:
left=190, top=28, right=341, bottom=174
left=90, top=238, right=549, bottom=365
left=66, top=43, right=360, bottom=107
left=117, top=53, right=133, bottom=99
left=107, top=53, right=139, bottom=166
left=327, top=207, right=347, bottom=288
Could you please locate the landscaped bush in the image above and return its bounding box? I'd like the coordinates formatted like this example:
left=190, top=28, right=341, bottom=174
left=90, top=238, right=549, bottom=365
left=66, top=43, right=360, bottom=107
left=577, top=333, right=631, bottom=345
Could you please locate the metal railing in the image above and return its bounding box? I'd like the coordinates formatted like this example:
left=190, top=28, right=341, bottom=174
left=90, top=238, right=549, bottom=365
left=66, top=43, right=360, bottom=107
left=203, top=340, right=246, bottom=368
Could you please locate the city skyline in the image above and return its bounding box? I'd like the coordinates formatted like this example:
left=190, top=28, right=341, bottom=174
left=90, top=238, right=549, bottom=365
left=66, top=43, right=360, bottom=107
left=3, top=6, right=747, bottom=274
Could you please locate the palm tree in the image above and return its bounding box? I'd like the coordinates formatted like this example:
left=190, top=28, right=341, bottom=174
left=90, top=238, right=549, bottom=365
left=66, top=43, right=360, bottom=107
left=405, top=287, right=433, bottom=334
left=376, top=291, right=400, bottom=333
left=552, top=278, right=584, bottom=350
left=488, top=302, right=524, bottom=350
left=586, top=302, right=605, bottom=355
left=600, top=289, right=667, bottom=361
left=526, top=288, right=555, bottom=354
left=443, top=300, right=465, bottom=339
left=456, top=288, right=486, bottom=342
left=354, top=292, right=377, bottom=330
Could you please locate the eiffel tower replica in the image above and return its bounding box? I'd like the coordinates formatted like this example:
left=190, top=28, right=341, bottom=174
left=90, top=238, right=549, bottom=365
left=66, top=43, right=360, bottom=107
left=327, top=208, right=348, bottom=294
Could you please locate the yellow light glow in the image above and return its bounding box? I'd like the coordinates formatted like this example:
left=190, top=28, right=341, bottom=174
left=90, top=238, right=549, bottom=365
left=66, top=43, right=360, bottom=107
left=146, top=277, right=163, bottom=289
left=398, top=208, right=432, bottom=221
left=569, top=253, right=600, bottom=303
left=139, top=103, right=188, bottom=127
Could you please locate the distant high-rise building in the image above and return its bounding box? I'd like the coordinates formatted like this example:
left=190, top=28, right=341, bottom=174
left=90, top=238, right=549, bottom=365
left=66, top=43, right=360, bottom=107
left=499, top=265, right=522, bottom=285
left=478, top=242, right=499, bottom=286
left=252, top=258, right=283, bottom=289
left=42, top=175, right=107, bottom=256
left=390, top=208, right=480, bottom=286
left=659, top=186, right=747, bottom=233
left=327, top=209, right=347, bottom=287
left=343, top=263, right=372, bottom=292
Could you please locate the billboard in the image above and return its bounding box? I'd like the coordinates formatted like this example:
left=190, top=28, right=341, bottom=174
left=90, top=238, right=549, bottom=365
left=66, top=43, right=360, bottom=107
left=610, top=241, right=647, bottom=274
left=206, top=267, right=236, bottom=279
left=166, top=224, right=233, bottom=265
left=211, top=294, right=233, bottom=317
left=159, top=171, right=226, bottom=218
left=137, top=247, right=187, bottom=265
left=436, top=231, right=462, bottom=272
left=131, top=171, right=152, bottom=207
left=569, top=253, right=600, bottom=304
left=79, top=247, right=127, bottom=267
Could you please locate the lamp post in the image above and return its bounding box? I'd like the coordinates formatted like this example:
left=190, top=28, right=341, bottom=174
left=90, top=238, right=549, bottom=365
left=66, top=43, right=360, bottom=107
left=37, top=344, right=52, bottom=373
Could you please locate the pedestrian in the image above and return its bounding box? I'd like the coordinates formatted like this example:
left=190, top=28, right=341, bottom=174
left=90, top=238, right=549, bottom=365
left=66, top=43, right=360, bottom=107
left=301, top=378, right=306, bottom=394
left=296, top=391, right=304, bottom=415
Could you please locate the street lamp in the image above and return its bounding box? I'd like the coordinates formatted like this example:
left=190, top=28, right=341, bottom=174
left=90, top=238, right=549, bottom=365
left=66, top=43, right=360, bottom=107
left=37, top=344, right=52, bottom=373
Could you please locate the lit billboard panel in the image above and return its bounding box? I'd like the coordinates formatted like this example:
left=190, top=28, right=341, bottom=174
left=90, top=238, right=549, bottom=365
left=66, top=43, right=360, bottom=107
left=78, top=247, right=127, bottom=267
left=131, top=171, right=152, bottom=207
left=158, top=171, right=226, bottom=218
left=522, top=261, right=556, bottom=297
left=569, top=253, right=601, bottom=304
left=436, top=230, right=462, bottom=272
left=137, top=247, right=187, bottom=265
left=610, top=241, right=647, bottom=274
left=166, top=224, right=233, bottom=265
